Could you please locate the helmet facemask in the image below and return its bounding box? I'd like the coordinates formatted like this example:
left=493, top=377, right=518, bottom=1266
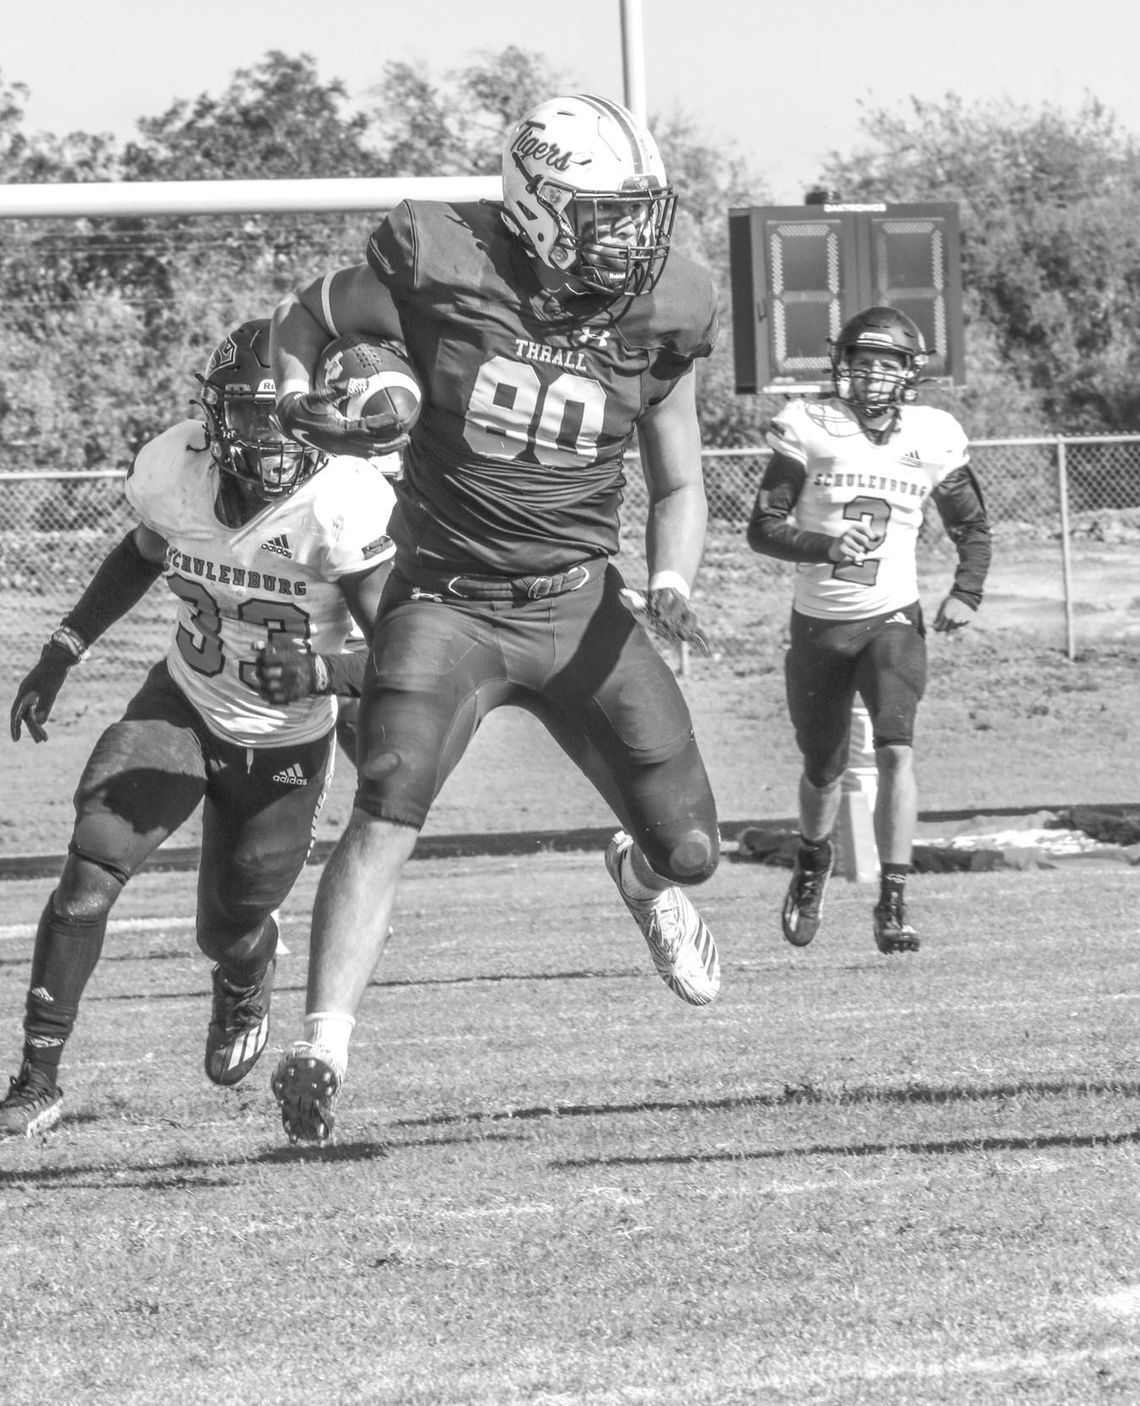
left=830, top=307, right=929, bottom=422
left=198, top=320, right=323, bottom=499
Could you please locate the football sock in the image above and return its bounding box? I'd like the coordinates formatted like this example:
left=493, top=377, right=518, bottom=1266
left=214, top=913, right=279, bottom=986
left=879, top=865, right=909, bottom=907
left=799, top=834, right=833, bottom=870
left=22, top=895, right=107, bottom=1085
left=624, top=845, right=670, bottom=898
left=303, top=1012, right=355, bottom=1074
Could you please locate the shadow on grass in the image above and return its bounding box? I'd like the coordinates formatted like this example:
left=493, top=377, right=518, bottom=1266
left=391, top=1076, right=1140, bottom=1130
left=555, top=1126, right=1140, bottom=1168
left=0, top=1127, right=526, bottom=1187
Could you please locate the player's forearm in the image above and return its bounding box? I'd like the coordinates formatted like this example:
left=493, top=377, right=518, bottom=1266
left=311, top=649, right=369, bottom=698
left=947, top=520, right=993, bottom=607
left=270, top=290, right=330, bottom=398
left=747, top=509, right=836, bottom=563
left=645, top=482, right=707, bottom=589
left=60, top=530, right=165, bottom=649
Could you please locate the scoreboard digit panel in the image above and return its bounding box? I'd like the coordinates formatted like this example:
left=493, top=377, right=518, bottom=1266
left=729, top=202, right=964, bottom=394
left=863, top=210, right=964, bottom=385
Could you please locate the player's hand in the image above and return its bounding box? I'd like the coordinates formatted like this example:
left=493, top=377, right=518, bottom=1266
left=933, top=595, right=976, bottom=633
left=828, top=521, right=882, bottom=565
left=619, top=586, right=710, bottom=655
left=276, top=389, right=410, bottom=460
left=10, top=644, right=74, bottom=744
left=254, top=642, right=320, bottom=705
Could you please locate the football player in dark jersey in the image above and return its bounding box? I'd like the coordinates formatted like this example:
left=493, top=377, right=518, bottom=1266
left=748, top=306, right=991, bottom=955
left=269, top=93, right=723, bottom=1144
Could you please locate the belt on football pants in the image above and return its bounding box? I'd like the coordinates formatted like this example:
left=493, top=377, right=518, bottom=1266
left=408, top=561, right=594, bottom=601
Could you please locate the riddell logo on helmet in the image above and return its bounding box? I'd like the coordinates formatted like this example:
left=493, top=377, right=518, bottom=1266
left=511, top=123, right=588, bottom=172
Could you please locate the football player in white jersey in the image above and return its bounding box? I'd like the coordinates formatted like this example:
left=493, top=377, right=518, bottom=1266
left=0, top=320, right=397, bottom=1139
left=748, top=306, right=991, bottom=954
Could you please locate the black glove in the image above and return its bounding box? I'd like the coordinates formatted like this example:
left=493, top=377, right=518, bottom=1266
left=619, top=587, right=710, bottom=655
left=10, top=643, right=75, bottom=743
left=254, top=642, right=322, bottom=705
left=277, top=388, right=410, bottom=460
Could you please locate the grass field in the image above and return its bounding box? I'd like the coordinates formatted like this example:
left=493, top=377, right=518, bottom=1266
left=2, top=853, right=1138, bottom=1404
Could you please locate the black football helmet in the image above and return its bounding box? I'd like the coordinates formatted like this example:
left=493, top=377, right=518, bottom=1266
left=197, top=320, right=323, bottom=497
left=830, top=306, right=930, bottom=417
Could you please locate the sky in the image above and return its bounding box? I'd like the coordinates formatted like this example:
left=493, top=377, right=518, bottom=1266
left=3, top=0, right=1138, bottom=203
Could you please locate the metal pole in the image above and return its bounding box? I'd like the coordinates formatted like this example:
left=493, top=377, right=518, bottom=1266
left=619, top=0, right=648, bottom=121
left=1056, top=437, right=1076, bottom=661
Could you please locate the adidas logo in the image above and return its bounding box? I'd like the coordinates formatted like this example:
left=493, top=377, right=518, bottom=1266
left=900, top=450, right=923, bottom=467
left=272, top=763, right=307, bottom=787
left=262, top=534, right=293, bottom=559
left=885, top=611, right=912, bottom=626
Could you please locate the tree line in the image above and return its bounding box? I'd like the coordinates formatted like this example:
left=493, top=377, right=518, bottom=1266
left=2, top=48, right=1139, bottom=478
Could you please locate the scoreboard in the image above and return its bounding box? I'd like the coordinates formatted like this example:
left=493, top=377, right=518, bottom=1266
left=728, top=202, right=965, bottom=394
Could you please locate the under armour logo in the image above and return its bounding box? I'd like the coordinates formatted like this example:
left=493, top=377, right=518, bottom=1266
left=572, top=326, right=612, bottom=348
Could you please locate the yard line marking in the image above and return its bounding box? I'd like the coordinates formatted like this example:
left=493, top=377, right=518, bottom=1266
left=755, top=1343, right=1139, bottom=1392
left=1092, top=1285, right=1140, bottom=1314
left=0, top=916, right=196, bottom=941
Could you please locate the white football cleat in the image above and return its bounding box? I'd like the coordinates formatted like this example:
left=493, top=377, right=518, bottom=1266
left=605, top=831, right=720, bottom=1006
left=271, top=1042, right=344, bottom=1146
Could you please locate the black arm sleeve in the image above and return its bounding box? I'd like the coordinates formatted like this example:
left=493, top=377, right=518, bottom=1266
left=62, top=529, right=165, bottom=644
left=746, top=452, right=837, bottom=563
left=315, top=647, right=369, bottom=699
left=931, top=465, right=993, bottom=610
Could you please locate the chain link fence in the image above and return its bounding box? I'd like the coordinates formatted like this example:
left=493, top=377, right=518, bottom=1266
left=1, top=436, right=1138, bottom=687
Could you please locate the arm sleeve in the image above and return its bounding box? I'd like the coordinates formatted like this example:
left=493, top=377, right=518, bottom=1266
left=61, top=530, right=165, bottom=645
left=315, top=647, right=369, bottom=698
left=746, top=452, right=837, bottom=563
left=931, top=465, right=993, bottom=609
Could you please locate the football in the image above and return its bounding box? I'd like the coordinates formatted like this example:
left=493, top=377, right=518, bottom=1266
left=315, top=333, right=422, bottom=442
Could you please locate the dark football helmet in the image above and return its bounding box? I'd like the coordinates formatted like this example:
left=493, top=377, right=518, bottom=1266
left=830, top=306, right=930, bottom=416
left=197, top=320, right=323, bottom=497
left=501, top=93, right=676, bottom=298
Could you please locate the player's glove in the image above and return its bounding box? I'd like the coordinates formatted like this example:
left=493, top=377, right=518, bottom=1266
left=619, top=586, right=710, bottom=655
left=10, top=642, right=76, bottom=743
left=254, top=642, right=328, bottom=705
left=276, top=388, right=411, bottom=460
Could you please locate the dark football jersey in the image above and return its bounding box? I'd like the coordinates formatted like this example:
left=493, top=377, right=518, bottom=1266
left=366, top=200, right=718, bottom=575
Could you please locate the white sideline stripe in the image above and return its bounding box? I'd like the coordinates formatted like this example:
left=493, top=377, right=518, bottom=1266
left=756, top=1344, right=1139, bottom=1392
left=0, top=916, right=196, bottom=942
left=1092, top=1285, right=1140, bottom=1314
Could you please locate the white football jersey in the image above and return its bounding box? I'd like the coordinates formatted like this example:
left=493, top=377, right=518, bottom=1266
left=125, top=421, right=396, bottom=746
left=766, top=398, right=969, bottom=619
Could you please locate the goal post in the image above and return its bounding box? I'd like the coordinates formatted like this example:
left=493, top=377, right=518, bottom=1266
left=0, top=176, right=502, bottom=219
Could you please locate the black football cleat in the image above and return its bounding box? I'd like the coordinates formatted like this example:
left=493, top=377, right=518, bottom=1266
left=205, top=956, right=275, bottom=1086
left=873, top=897, right=920, bottom=954
left=0, top=1062, right=63, bottom=1139
left=781, top=840, right=834, bottom=947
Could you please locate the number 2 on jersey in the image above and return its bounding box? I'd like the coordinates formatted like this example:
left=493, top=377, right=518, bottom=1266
left=832, top=495, right=892, bottom=584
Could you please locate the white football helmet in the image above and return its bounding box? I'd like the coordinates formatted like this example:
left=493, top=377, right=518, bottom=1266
left=501, top=93, right=676, bottom=297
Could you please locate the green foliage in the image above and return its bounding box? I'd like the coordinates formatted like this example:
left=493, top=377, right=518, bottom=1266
left=820, top=93, right=1140, bottom=432
left=4, top=60, right=1140, bottom=470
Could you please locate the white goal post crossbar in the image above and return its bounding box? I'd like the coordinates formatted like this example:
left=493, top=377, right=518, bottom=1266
left=0, top=176, right=502, bottom=219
